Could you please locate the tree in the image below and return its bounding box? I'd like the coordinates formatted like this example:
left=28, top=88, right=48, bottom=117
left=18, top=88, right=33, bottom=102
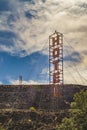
left=57, top=90, right=87, bottom=130
left=71, top=90, right=87, bottom=111
left=57, top=117, right=77, bottom=130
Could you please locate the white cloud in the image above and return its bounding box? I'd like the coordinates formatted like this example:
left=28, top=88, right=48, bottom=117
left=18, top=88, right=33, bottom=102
left=9, top=79, right=39, bottom=85
left=9, top=78, right=49, bottom=85
left=0, top=81, right=3, bottom=85
left=14, top=0, right=87, bottom=55
left=64, top=66, right=87, bottom=85
left=0, top=0, right=87, bottom=56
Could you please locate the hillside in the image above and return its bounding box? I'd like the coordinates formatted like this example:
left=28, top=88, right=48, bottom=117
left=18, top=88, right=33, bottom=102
left=0, top=84, right=87, bottom=110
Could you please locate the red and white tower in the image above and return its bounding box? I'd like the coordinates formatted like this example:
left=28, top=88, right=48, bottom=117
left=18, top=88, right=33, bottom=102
left=49, top=31, right=63, bottom=97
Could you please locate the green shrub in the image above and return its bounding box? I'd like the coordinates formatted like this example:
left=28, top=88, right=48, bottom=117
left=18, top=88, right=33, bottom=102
left=57, top=90, right=87, bottom=130
left=29, top=106, right=37, bottom=112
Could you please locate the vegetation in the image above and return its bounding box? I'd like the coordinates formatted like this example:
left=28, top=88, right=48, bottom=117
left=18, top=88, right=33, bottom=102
left=29, top=106, right=37, bottom=112
left=57, top=90, right=87, bottom=130
left=0, top=90, right=87, bottom=130
left=0, top=126, right=5, bottom=130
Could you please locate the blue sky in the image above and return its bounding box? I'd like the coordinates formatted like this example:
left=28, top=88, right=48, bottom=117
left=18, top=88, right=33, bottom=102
left=0, top=0, right=87, bottom=85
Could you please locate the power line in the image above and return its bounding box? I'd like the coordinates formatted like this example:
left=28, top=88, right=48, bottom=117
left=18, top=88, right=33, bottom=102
left=64, top=37, right=87, bottom=84
left=26, top=39, right=49, bottom=84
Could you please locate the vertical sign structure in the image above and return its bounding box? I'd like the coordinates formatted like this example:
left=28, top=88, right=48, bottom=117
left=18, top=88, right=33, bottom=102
left=49, top=31, right=63, bottom=97
left=19, top=75, right=22, bottom=85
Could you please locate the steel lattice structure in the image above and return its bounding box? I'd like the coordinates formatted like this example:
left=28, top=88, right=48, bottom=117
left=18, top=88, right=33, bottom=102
left=49, top=31, right=63, bottom=97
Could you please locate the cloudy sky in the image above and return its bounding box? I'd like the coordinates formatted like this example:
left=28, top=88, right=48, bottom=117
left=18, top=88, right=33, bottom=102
left=0, top=0, right=87, bottom=85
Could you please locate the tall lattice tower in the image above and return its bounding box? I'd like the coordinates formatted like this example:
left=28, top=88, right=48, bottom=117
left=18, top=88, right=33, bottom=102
left=49, top=31, right=63, bottom=97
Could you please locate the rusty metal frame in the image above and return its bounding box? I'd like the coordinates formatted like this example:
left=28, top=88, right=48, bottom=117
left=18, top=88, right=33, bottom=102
left=49, top=31, right=63, bottom=97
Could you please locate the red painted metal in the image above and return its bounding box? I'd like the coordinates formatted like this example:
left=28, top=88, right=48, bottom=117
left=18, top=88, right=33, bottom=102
left=49, top=31, right=63, bottom=97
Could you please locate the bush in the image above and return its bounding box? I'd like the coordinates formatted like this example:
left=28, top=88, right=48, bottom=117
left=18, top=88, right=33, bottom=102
left=29, top=106, right=37, bottom=112
left=57, top=90, right=87, bottom=130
